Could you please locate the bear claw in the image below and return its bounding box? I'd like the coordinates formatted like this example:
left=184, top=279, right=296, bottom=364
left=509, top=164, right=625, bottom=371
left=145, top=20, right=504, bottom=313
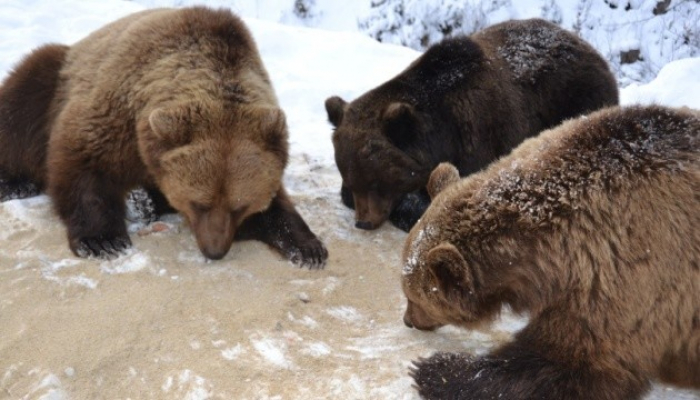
left=288, top=238, right=328, bottom=270
left=0, top=179, right=40, bottom=202
left=410, top=352, right=477, bottom=400
left=73, top=235, right=132, bottom=259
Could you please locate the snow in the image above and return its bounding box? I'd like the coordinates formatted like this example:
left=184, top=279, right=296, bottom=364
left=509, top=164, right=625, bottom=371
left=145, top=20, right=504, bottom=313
left=621, top=57, right=700, bottom=108
left=251, top=336, right=292, bottom=369
left=0, top=0, right=699, bottom=399
left=325, top=305, right=363, bottom=323
left=220, top=343, right=245, bottom=361
left=356, top=0, right=700, bottom=86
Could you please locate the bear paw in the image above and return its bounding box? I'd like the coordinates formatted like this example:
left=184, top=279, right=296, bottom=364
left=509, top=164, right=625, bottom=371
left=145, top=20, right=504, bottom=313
left=411, top=351, right=620, bottom=400
left=71, top=234, right=132, bottom=259
left=410, top=352, right=480, bottom=400
left=286, top=237, right=328, bottom=270
left=0, top=179, right=40, bottom=202
left=125, top=187, right=157, bottom=223
left=389, top=191, right=431, bottom=232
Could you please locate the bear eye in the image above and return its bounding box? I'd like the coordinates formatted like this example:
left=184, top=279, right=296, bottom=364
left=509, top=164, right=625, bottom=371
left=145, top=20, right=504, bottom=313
left=190, top=201, right=211, bottom=214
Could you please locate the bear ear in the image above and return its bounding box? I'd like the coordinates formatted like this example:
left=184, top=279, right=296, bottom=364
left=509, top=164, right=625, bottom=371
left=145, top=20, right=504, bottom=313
left=425, top=242, right=471, bottom=296
left=325, top=96, right=347, bottom=128
left=427, top=163, right=460, bottom=199
left=382, top=102, right=418, bottom=150
left=148, top=107, right=193, bottom=146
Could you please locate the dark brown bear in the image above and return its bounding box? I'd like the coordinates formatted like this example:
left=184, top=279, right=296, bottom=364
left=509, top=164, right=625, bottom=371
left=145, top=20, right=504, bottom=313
left=0, top=7, right=327, bottom=268
left=402, top=105, right=700, bottom=399
left=326, top=18, right=619, bottom=231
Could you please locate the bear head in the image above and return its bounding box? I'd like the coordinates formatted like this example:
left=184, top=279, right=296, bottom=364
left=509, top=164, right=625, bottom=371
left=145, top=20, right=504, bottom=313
left=140, top=100, right=288, bottom=260
left=325, top=94, right=433, bottom=230
left=401, top=163, right=501, bottom=331
left=325, top=37, right=489, bottom=231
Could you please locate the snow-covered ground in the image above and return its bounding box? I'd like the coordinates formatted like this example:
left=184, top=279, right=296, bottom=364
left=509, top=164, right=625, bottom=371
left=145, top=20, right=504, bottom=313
left=0, top=1, right=699, bottom=399
left=127, top=0, right=700, bottom=86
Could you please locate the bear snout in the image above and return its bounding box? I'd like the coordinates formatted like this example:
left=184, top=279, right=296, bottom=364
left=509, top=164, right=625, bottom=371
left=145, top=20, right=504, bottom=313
left=197, top=232, right=234, bottom=260
left=353, top=191, right=394, bottom=230
left=403, top=313, right=415, bottom=329
left=192, top=208, right=236, bottom=261
left=200, top=244, right=230, bottom=261
left=403, top=300, right=442, bottom=331
left=355, top=220, right=375, bottom=230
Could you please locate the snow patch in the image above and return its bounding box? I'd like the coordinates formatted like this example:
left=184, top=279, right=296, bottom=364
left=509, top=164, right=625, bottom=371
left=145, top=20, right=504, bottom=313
left=161, top=370, right=212, bottom=400
left=100, top=251, right=151, bottom=274
left=301, top=341, right=332, bottom=358
left=26, top=372, right=68, bottom=400
left=251, top=337, right=292, bottom=369
left=491, top=309, right=529, bottom=333
left=287, top=312, right=319, bottom=329
left=321, top=277, right=340, bottom=296
left=325, top=306, right=362, bottom=323
left=39, top=258, right=97, bottom=289
left=620, top=58, right=700, bottom=109
left=221, top=344, right=245, bottom=361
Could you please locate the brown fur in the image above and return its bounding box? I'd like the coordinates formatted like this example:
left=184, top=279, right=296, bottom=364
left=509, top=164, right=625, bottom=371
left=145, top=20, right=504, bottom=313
left=326, top=18, right=619, bottom=231
left=0, top=43, right=68, bottom=199
left=402, top=105, right=700, bottom=399
left=0, top=7, right=327, bottom=267
left=426, top=163, right=459, bottom=199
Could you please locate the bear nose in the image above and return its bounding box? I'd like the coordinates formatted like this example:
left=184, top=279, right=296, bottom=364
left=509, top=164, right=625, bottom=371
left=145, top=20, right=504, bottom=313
left=355, top=220, right=375, bottom=230
left=403, top=315, right=414, bottom=329
left=202, top=247, right=228, bottom=261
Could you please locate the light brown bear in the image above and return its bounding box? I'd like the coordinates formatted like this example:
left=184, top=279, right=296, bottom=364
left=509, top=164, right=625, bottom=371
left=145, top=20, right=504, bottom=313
left=0, top=7, right=327, bottom=267
left=402, top=105, right=700, bottom=399
left=326, top=18, right=619, bottom=232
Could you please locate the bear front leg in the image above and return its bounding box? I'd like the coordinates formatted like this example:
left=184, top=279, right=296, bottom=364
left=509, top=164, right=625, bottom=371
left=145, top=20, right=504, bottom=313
left=658, top=336, right=700, bottom=389
left=340, top=184, right=354, bottom=210
left=50, top=169, right=131, bottom=259
left=411, top=343, right=650, bottom=400
left=236, top=188, right=328, bottom=269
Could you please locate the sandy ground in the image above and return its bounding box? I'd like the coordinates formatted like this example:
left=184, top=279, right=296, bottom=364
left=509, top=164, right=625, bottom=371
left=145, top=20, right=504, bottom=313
left=1, top=159, right=699, bottom=400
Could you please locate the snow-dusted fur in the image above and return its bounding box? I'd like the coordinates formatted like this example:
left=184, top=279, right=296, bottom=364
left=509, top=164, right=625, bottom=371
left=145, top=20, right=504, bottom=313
left=402, top=105, right=700, bottom=400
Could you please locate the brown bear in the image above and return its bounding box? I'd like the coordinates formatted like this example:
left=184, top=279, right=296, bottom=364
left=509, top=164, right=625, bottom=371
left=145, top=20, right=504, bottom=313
left=401, top=105, right=700, bottom=399
left=325, top=18, right=619, bottom=232
left=0, top=7, right=328, bottom=268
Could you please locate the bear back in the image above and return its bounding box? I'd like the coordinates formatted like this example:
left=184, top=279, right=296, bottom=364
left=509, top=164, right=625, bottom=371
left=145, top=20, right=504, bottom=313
left=418, top=105, right=699, bottom=253
left=58, top=7, right=278, bottom=121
